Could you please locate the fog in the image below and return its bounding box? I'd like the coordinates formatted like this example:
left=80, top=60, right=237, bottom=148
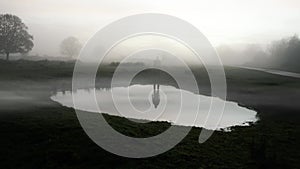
left=1, top=0, right=300, bottom=56
left=1, top=0, right=300, bottom=72
left=216, top=35, right=300, bottom=73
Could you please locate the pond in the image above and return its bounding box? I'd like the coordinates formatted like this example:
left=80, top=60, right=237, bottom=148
left=51, top=84, right=258, bottom=130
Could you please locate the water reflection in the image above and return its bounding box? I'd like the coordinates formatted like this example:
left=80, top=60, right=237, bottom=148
left=51, top=84, right=258, bottom=130
left=152, top=84, right=160, bottom=108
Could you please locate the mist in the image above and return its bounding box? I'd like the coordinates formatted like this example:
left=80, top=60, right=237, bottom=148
left=216, top=35, right=300, bottom=73
left=1, top=0, right=300, bottom=57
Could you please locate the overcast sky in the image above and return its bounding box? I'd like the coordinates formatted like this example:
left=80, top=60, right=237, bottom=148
left=1, top=0, right=300, bottom=56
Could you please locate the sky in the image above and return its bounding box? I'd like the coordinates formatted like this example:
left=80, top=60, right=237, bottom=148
left=1, top=0, right=300, bottom=56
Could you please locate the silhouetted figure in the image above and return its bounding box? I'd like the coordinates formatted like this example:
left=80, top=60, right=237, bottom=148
left=153, top=56, right=161, bottom=67
left=152, top=84, right=160, bottom=108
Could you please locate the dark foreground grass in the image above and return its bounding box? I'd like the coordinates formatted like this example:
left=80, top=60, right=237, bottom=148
left=0, top=60, right=299, bottom=169
left=0, top=102, right=299, bottom=169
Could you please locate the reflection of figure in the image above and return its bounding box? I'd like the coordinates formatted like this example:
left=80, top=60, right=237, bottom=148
left=152, top=84, right=160, bottom=108
left=151, top=56, right=161, bottom=108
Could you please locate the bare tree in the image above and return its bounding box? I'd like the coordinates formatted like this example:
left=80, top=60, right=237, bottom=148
left=0, top=14, right=34, bottom=60
left=60, top=36, right=82, bottom=58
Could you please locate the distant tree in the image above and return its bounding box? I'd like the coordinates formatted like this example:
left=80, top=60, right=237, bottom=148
left=60, top=36, right=82, bottom=58
left=269, top=38, right=289, bottom=63
left=269, top=35, right=300, bottom=71
left=109, top=62, right=120, bottom=67
left=0, top=14, right=34, bottom=60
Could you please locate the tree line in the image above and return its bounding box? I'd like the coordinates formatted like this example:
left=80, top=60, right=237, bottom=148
left=0, top=14, right=82, bottom=60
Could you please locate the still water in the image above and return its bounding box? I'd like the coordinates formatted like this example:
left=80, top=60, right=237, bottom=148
left=51, top=85, right=258, bottom=130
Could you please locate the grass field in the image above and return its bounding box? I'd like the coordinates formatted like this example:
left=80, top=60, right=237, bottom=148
left=0, top=59, right=299, bottom=169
